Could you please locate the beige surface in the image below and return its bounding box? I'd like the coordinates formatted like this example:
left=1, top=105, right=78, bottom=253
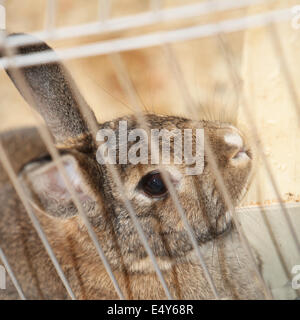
left=0, top=0, right=244, bottom=129
left=241, top=0, right=300, bottom=206
left=238, top=0, right=300, bottom=299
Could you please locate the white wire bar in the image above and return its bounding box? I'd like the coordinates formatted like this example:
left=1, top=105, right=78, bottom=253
left=98, top=0, right=111, bottom=22
left=109, top=53, right=219, bottom=299
left=2, top=37, right=173, bottom=300
left=57, top=58, right=174, bottom=300
left=0, top=0, right=296, bottom=300
left=1, top=43, right=125, bottom=300
left=150, top=0, right=162, bottom=13
left=205, top=134, right=273, bottom=299
left=67, top=60, right=174, bottom=299
left=216, top=34, right=300, bottom=253
left=45, top=0, right=56, bottom=33
left=3, top=0, right=271, bottom=48
left=0, top=7, right=292, bottom=70
left=267, top=23, right=300, bottom=126
left=5, top=0, right=270, bottom=47
left=0, top=142, right=76, bottom=300
left=103, top=162, right=174, bottom=299
left=0, top=247, right=26, bottom=300
left=255, top=181, right=300, bottom=298
left=195, top=0, right=299, bottom=293
left=162, top=44, right=272, bottom=299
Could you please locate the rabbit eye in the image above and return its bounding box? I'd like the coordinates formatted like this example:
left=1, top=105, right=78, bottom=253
left=138, top=171, right=168, bottom=198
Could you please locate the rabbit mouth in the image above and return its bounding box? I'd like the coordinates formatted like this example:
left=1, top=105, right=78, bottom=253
left=127, top=221, right=233, bottom=273
left=134, top=217, right=232, bottom=258
left=193, top=216, right=233, bottom=244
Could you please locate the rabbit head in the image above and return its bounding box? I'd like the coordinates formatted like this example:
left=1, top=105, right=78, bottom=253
left=3, top=34, right=253, bottom=274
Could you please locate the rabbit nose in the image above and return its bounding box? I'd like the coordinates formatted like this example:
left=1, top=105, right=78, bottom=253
left=223, top=131, right=251, bottom=162
left=224, top=132, right=244, bottom=149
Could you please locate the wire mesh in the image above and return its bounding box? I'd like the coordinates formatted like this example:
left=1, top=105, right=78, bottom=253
left=0, top=0, right=299, bottom=300
left=162, top=43, right=273, bottom=299
left=0, top=42, right=125, bottom=300
left=0, top=247, right=26, bottom=300
left=0, top=140, right=76, bottom=300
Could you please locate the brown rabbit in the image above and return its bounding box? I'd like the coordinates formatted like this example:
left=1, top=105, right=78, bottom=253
left=0, top=33, right=265, bottom=300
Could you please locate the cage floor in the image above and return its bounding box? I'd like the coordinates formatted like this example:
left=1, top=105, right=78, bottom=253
left=238, top=203, right=300, bottom=299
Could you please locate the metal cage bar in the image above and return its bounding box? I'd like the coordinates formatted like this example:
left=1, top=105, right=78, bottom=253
left=1, top=42, right=125, bottom=300
left=45, top=0, right=56, bottom=33
left=0, top=7, right=293, bottom=69
left=98, top=0, right=111, bottom=22
left=0, top=0, right=299, bottom=300
left=60, top=58, right=174, bottom=301
left=161, top=44, right=272, bottom=299
left=216, top=33, right=300, bottom=253
left=0, top=247, right=26, bottom=300
left=0, top=141, right=76, bottom=300
left=2, top=0, right=269, bottom=47
left=109, top=52, right=220, bottom=299
left=3, top=37, right=174, bottom=300
left=267, top=23, right=300, bottom=130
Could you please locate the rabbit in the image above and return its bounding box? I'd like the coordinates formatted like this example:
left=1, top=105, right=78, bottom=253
left=0, top=33, right=266, bottom=300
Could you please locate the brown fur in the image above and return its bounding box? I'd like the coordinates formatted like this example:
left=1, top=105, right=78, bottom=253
left=0, top=34, right=265, bottom=300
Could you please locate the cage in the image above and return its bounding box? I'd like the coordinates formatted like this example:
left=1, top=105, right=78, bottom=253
left=0, top=0, right=299, bottom=300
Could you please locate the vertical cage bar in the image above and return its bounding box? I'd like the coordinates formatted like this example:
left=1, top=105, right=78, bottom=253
left=59, top=61, right=172, bottom=299
left=109, top=52, right=220, bottom=299
left=98, top=0, right=111, bottom=22
left=63, top=56, right=174, bottom=298
left=267, top=23, right=300, bottom=125
left=0, top=142, right=76, bottom=300
left=150, top=0, right=162, bottom=13
left=0, top=8, right=293, bottom=69
left=255, top=179, right=300, bottom=298
left=2, top=41, right=125, bottom=300
left=0, top=247, right=26, bottom=300
left=45, top=0, right=56, bottom=33
left=217, top=33, right=300, bottom=253
left=0, top=0, right=298, bottom=301
left=1, top=0, right=270, bottom=47
left=163, top=43, right=272, bottom=299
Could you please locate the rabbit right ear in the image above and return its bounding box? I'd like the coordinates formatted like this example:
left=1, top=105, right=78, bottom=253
left=2, top=33, right=97, bottom=152
left=21, top=154, right=97, bottom=218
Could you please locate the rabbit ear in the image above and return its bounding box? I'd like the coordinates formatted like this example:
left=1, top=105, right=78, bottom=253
left=21, top=154, right=96, bottom=218
left=2, top=33, right=97, bottom=151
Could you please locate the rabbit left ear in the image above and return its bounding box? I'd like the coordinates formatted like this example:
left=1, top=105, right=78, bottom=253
left=2, top=33, right=97, bottom=152
left=21, top=154, right=95, bottom=218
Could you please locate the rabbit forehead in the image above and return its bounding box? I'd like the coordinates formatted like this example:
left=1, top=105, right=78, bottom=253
left=206, top=124, right=249, bottom=151
left=101, top=115, right=246, bottom=142
left=100, top=114, right=198, bottom=133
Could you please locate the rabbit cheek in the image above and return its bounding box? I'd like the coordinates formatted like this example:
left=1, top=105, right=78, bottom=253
left=223, top=164, right=252, bottom=205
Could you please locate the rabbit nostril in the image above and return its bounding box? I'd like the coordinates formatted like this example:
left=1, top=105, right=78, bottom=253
left=224, top=132, right=251, bottom=161
left=138, top=170, right=168, bottom=198
left=232, top=148, right=250, bottom=160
